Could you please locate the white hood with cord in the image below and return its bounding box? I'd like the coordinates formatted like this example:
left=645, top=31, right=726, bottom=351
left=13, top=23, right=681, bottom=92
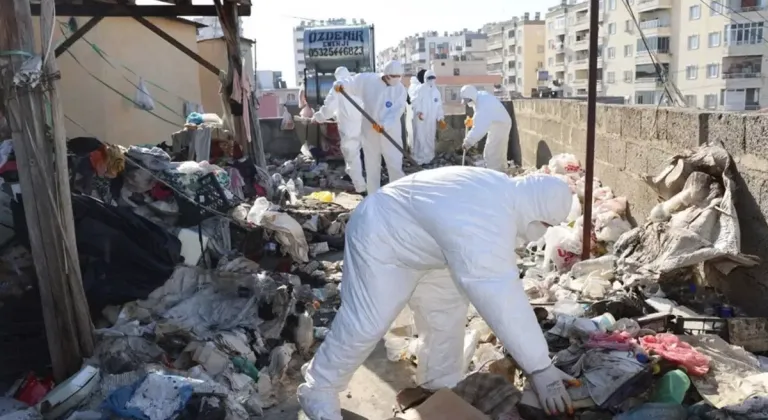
left=410, top=69, right=444, bottom=164
left=298, top=167, right=573, bottom=420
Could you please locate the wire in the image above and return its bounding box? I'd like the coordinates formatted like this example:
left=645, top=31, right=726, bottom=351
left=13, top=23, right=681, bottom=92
left=697, top=0, right=768, bottom=44
left=56, top=21, right=189, bottom=119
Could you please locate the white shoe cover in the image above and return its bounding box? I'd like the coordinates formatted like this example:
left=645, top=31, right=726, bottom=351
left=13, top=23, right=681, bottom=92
left=297, top=383, right=343, bottom=420
left=301, top=362, right=309, bottom=379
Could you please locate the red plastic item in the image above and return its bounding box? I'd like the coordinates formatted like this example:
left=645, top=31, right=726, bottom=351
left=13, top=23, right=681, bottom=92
left=15, top=372, right=55, bottom=405
left=640, top=333, right=711, bottom=376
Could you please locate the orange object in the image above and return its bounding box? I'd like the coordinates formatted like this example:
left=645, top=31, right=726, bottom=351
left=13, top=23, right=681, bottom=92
left=438, top=120, right=447, bottom=130
left=566, top=379, right=582, bottom=387
left=464, top=117, right=473, bottom=128
left=372, top=123, right=384, bottom=133
left=334, top=84, right=344, bottom=93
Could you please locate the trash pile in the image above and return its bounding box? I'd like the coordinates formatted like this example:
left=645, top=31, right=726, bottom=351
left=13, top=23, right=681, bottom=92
left=388, top=143, right=767, bottom=420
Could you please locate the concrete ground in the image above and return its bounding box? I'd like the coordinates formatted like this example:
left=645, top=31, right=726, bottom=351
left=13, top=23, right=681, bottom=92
left=262, top=341, right=417, bottom=420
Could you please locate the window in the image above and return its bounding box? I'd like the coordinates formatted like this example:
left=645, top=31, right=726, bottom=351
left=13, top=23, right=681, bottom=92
left=625, top=20, right=633, bottom=33
left=548, top=57, right=554, bottom=66
left=466, top=39, right=473, bottom=47
left=708, top=32, right=721, bottom=47
left=685, top=95, right=697, bottom=107
left=287, top=93, right=297, bottom=102
left=517, top=77, right=522, bottom=85
left=636, top=36, right=670, bottom=53
left=517, top=30, right=522, bottom=38
left=568, top=73, right=574, bottom=82
left=548, top=22, right=555, bottom=30
left=624, top=45, right=633, bottom=57
left=689, top=5, right=701, bottom=20
left=453, top=68, right=460, bottom=76
left=537, top=45, right=545, bottom=53
left=688, top=35, right=700, bottom=50
left=537, top=61, right=544, bottom=68
left=623, top=71, right=632, bottom=82
left=607, top=47, right=616, bottom=58
left=707, top=64, right=720, bottom=78
left=608, top=23, right=617, bottom=34
left=710, top=1, right=723, bottom=15
left=518, top=61, right=522, bottom=69
left=725, top=22, right=765, bottom=45
left=517, top=46, right=522, bottom=54
left=704, top=94, right=718, bottom=109
left=608, top=0, right=616, bottom=10
left=508, top=30, right=515, bottom=38
left=607, top=72, right=616, bottom=83
left=686, top=65, right=698, bottom=80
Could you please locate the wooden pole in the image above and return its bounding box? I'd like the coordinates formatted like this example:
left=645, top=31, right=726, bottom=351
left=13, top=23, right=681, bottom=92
left=0, top=0, right=93, bottom=381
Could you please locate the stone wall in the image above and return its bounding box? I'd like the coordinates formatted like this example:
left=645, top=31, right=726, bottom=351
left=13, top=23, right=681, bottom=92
left=513, top=99, right=768, bottom=316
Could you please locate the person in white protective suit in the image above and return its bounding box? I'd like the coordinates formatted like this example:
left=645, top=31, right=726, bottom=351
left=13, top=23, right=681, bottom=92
left=460, top=84, right=513, bottom=172
left=408, top=75, right=421, bottom=98
left=410, top=70, right=446, bottom=164
left=298, top=167, right=578, bottom=420
left=311, top=67, right=366, bottom=193
left=332, top=60, right=407, bottom=194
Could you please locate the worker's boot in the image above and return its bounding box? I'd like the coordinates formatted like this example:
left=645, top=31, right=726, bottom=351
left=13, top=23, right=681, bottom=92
left=297, top=383, right=343, bottom=420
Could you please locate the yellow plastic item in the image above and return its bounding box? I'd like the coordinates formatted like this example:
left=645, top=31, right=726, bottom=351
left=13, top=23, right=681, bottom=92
left=464, top=116, right=473, bottom=128
left=438, top=120, right=448, bottom=130
left=309, top=191, right=334, bottom=202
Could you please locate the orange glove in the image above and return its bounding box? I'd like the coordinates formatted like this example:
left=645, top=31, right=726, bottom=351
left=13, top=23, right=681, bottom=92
left=438, top=120, right=447, bottom=130
left=417, top=112, right=424, bottom=121
left=372, top=123, right=384, bottom=133
left=464, top=117, right=473, bottom=128
left=333, top=82, right=344, bottom=93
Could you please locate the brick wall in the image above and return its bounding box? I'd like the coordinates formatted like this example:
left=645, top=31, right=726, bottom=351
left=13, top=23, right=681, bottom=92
left=513, top=99, right=768, bottom=315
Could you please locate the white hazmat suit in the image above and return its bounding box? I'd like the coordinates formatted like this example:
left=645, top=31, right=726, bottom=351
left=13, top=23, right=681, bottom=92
left=461, top=85, right=513, bottom=172
left=312, top=67, right=366, bottom=193
left=298, top=167, right=576, bottom=420
left=410, top=70, right=444, bottom=164
left=334, top=60, right=407, bottom=194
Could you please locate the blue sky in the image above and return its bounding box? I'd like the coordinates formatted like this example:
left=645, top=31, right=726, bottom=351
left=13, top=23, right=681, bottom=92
left=242, top=0, right=551, bottom=86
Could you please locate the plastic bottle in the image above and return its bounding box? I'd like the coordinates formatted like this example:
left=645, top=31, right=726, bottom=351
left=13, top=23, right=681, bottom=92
left=232, top=356, right=260, bottom=382
left=651, top=370, right=691, bottom=404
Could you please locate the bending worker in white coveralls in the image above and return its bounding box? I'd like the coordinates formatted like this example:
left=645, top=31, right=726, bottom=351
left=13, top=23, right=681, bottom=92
left=311, top=67, right=366, bottom=194
left=410, top=70, right=446, bottom=164
left=298, top=166, right=578, bottom=420
left=332, top=60, right=407, bottom=194
left=460, top=84, right=513, bottom=172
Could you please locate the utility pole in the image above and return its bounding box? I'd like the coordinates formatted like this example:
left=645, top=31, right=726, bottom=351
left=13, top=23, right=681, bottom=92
left=0, top=0, right=94, bottom=381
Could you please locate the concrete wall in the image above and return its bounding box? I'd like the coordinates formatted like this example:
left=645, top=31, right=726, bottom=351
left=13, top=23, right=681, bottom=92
left=34, top=17, right=203, bottom=146
left=513, top=99, right=768, bottom=316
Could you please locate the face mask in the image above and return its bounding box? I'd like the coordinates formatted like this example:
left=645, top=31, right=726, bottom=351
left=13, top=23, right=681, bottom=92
left=427, top=80, right=436, bottom=87
left=521, top=221, right=549, bottom=243
left=387, top=77, right=401, bottom=86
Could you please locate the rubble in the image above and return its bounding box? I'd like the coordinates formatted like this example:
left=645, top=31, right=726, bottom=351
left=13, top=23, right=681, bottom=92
left=1, top=101, right=767, bottom=420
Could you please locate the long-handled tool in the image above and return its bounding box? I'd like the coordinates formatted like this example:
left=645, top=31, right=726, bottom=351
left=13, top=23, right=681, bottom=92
left=336, top=86, right=421, bottom=168
left=462, top=149, right=466, bottom=166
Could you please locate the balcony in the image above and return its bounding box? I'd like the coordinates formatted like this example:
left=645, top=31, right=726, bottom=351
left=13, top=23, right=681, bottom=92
left=575, top=15, right=589, bottom=30
left=551, top=61, right=566, bottom=71
left=635, top=50, right=671, bottom=65
left=723, top=71, right=763, bottom=89
left=637, top=0, right=672, bottom=12
left=487, top=39, right=504, bottom=51
left=572, top=79, right=587, bottom=87
left=573, top=39, right=589, bottom=50
left=487, top=54, right=503, bottom=64
left=634, top=77, right=664, bottom=89
left=722, top=41, right=766, bottom=57
left=638, top=19, right=671, bottom=36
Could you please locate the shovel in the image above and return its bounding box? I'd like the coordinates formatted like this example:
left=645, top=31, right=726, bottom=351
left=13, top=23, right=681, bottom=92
left=336, top=87, right=421, bottom=168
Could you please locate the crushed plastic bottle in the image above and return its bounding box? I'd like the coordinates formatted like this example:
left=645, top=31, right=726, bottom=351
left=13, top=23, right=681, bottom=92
left=652, top=370, right=691, bottom=404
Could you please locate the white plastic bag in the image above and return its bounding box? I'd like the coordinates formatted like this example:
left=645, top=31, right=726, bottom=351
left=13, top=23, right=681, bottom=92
left=567, top=194, right=582, bottom=223
left=280, top=110, right=295, bottom=131
left=548, top=153, right=582, bottom=175
left=134, top=77, right=155, bottom=111
left=246, top=197, right=309, bottom=262
left=541, top=226, right=582, bottom=272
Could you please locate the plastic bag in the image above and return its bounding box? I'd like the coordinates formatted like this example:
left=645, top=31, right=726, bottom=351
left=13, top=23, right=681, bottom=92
left=308, top=191, right=334, bottom=202
left=541, top=226, right=582, bottom=272
left=134, top=77, right=155, bottom=111
left=280, top=110, right=295, bottom=131
left=548, top=154, right=582, bottom=175
left=567, top=194, right=582, bottom=222
left=594, top=211, right=632, bottom=243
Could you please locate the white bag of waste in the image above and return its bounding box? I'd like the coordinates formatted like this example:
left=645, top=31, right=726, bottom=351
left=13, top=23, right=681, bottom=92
left=541, top=226, right=582, bottom=272
left=246, top=197, right=309, bottom=262
left=548, top=153, right=582, bottom=175
left=567, top=194, right=582, bottom=223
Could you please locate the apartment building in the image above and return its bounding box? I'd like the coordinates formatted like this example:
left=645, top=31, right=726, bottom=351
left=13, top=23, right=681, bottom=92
left=485, top=13, right=547, bottom=99
left=376, top=30, right=489, bottom=76
left=544, top=1, right=605, bottom=98
left=292, top=18, right=366, bottom=86
left=546, top=0, right=766, bottom=110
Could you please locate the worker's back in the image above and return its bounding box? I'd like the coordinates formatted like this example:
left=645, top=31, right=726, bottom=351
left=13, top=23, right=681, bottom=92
left=475, top=91, right=512, bottom=125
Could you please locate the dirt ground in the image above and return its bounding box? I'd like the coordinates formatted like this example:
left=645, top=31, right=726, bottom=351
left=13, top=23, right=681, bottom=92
left=262, top=342, right=417, bottom=420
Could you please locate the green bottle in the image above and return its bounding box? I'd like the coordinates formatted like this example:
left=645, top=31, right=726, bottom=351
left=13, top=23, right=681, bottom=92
left=651, top=369, right=690, bottom=404
left=232, top=356, right=260, bottom=382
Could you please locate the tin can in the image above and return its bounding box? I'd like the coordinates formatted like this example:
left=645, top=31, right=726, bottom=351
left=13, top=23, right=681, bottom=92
left=718, top=304, right=734, bottom=318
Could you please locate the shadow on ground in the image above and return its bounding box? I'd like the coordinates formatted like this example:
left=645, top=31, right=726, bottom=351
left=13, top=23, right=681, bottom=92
left=262, top=341, right=417, bottom=419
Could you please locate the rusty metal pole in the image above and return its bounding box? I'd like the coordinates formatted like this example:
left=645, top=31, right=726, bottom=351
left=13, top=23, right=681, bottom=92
left=581, top=0, right=600, bottom=260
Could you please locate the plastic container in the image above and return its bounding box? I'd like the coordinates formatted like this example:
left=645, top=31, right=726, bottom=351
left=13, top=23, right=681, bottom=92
left=652, top=370, right=691, bottom=404
left=591, top=312, right=616, bottom=331
left=614, top=403, right=687, bottom=420
left=385, top=337, right=408, bottom=362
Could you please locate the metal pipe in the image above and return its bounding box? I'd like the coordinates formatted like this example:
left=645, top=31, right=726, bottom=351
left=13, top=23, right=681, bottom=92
left=337, top=87, right=421, bottom=167
left=581, top=0, right=600, bottom=260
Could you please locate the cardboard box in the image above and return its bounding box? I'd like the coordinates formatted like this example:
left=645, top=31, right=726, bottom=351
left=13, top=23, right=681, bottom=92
left=388, top=389, right=490, bottom=420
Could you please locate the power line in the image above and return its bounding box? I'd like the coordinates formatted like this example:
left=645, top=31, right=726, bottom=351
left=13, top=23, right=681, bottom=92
left=697, top=0, right=768, bottom=44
